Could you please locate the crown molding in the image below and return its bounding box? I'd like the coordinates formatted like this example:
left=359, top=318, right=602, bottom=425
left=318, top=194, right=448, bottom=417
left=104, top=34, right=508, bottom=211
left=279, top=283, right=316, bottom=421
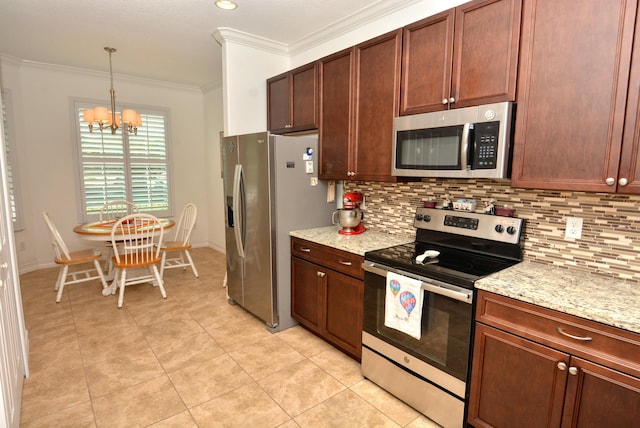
left=213, top=28, right=290, bottom=57
left=289, top=0, right=420, bottom=56
left=0, top=54, right=202, bottom=93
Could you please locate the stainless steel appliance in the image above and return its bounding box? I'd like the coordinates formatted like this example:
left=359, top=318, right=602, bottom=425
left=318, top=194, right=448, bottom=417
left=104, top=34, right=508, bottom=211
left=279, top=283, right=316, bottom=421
left=362, top=207, right=524, bottom=427
left=221, top=132, right=335, bottom=331
left=392, top=102, right=515, bottom=179
left=331, top=191, right=366, bottom=235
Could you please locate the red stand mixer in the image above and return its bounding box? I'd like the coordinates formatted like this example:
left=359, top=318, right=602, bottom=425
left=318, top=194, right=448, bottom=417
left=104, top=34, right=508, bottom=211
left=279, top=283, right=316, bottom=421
left=332, top=192, right=366, bottom=235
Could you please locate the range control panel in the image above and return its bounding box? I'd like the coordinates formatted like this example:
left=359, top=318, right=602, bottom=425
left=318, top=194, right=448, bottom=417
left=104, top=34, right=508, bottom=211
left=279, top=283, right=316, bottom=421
left=414, top=207, right=524, bottom=245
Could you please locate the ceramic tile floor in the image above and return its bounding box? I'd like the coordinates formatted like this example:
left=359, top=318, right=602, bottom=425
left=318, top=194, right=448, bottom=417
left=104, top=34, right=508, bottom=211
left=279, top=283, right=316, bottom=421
left=18, top=247, right=441, bottom=427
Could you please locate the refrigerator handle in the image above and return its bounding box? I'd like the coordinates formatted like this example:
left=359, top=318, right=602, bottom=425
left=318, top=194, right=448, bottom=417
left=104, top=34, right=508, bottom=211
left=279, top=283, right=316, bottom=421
left=232, top=164, right=246, bottom=258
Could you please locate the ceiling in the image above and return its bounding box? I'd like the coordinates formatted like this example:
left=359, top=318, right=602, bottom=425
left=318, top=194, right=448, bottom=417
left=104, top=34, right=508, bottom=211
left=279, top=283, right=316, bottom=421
left=0, top=0, right=411, bottom=90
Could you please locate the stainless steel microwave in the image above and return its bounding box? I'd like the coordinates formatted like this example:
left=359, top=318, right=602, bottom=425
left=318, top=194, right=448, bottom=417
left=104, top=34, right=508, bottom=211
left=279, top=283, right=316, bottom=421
left=392, top=102, right=515, bottom=179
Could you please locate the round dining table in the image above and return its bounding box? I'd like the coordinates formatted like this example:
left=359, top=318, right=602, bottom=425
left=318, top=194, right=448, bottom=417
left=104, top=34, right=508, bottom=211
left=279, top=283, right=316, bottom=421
left=73, top=218, right=175, bottom=240
left=73, top=218, right=175, bottom=294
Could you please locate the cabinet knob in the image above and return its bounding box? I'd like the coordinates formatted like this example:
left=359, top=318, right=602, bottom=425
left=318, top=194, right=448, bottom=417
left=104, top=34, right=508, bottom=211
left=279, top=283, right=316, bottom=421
left=449, top=97, right=455, bottom=104
left=569, top=367, right=578, bottom=376
left=285, top=124, right=292, bottom=128
left=605, top=177, right=616, bottom=185
left=619, top=177, right=629, bottom=186
left=442, top=99, right=449, bottom=105
left=557, top=362, right=567, bottom=371
left=317, top=271, right=325, bottom=277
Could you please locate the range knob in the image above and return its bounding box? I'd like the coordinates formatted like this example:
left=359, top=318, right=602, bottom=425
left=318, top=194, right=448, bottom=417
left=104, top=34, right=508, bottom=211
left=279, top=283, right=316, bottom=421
left=423, top=215, right=431, bottom=222
left=506, top=226, right=517, bottom=235
left=415, top=214, right=423, bottom=221
left=494, top=224, right=504, bottom=233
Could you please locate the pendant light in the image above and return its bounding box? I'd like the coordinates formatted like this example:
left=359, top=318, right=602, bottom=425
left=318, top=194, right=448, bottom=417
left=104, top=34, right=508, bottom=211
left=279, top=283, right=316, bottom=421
left=82, top=47, right=141, bottom=135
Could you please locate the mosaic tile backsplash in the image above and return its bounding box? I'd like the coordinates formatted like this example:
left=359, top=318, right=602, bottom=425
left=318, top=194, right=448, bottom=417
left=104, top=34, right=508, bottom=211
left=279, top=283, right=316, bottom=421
left=344, top=179, right=640, bottom=282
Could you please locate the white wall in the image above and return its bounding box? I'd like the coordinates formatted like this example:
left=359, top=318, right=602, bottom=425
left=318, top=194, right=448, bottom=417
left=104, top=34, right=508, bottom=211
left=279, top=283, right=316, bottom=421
left=214, top=29, right=289, bottom=135
left=203, top=86, right=226, bottom=253
left=0, top=56, right=218, bottom=273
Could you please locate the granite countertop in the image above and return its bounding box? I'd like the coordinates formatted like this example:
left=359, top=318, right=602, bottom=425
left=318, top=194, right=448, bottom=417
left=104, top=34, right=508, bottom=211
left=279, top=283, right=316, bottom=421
left=290, top=225, right=413, bottom=256
left=291, top=226, right=640, bottom=335
left=476, top=261, right=640, bottom=335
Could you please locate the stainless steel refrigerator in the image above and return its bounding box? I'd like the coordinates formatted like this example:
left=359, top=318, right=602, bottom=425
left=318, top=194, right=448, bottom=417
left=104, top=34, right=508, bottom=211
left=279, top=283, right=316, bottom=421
left=221, top=132, right=335, bottom=331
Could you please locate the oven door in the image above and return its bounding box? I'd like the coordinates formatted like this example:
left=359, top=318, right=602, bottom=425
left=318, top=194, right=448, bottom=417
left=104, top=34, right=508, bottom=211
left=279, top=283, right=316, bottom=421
left=362, top=261, right=473, bottom=394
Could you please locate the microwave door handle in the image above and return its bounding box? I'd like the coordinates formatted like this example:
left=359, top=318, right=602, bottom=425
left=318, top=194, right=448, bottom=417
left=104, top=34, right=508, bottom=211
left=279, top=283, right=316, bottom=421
left=460, top=123, right=471, bottom=171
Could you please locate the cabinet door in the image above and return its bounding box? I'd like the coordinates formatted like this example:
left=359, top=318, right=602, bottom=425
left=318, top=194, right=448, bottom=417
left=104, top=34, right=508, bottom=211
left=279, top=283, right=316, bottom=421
left=352, top=29, right=402, bottom=181
left=291, top=257, right=323, bottom=331
left=291, top=63, right=318, bottom=132
left=468, top=323, right=568, bottom=427
left=323, top=269, right=363, bottom=360
left=401, top=10, right=455, bottom=115
left=619, top=10, right=640, bottom=194
left=511, top=0, right=637, bottom=191
left=267, top=72, right=290, bottom=133
left=451, top=0, right=521, bottom=108
left=561, top=357, right=640, bottom=427
left=319, top=48, right=352, bottom=180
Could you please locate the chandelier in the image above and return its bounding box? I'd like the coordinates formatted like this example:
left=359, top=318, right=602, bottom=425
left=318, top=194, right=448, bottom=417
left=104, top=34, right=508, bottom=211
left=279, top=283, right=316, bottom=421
left=82, top=47, right=141, bottom=135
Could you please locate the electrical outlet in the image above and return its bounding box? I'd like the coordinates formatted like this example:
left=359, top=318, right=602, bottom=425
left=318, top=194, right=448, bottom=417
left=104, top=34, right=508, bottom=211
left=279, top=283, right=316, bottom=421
left=565, top=217, right=583, bottom=239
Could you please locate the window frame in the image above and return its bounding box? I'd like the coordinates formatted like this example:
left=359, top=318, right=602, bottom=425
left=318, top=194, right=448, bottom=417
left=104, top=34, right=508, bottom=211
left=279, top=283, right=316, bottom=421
left=71, top=98, right=174, bottom=223
left=1, top=89, right=24, bottom=231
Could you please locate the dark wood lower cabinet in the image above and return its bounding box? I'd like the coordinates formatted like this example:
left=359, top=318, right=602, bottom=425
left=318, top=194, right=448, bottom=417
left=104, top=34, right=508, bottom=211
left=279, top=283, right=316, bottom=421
left=468, top=291, right=640, bottom=427
left=468, top=324, right=569, bottom=427
left=323, top=268, right=363, bottom=358
left=290, top=237, right=364, bottom=360
left=562, top=357, right=640, bottom=427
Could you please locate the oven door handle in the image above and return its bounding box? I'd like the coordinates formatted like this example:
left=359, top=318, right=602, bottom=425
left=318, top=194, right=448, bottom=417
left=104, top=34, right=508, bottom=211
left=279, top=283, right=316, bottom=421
left=363, top=262, right=473, bottom=304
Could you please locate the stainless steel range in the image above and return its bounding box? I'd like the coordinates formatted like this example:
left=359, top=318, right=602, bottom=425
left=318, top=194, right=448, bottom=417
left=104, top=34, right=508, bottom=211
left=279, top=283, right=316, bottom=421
left=362, top=207, right=524, bottom=428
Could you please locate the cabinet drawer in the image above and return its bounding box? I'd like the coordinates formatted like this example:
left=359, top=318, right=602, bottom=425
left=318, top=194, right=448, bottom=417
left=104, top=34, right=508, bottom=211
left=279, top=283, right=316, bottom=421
left=291, top=237, right=364, bottom=279
left=476, top=290, right=640, bottom=378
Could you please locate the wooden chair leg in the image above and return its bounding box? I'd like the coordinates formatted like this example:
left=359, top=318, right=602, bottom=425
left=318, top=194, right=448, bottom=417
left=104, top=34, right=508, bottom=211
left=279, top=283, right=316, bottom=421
left=94, top=259, right=109, bottom=290
left=54, top=267, right=65, bottom=292
left=152, top=265, right=167, bottom=299
left=117, top=269, right=127, bottom=308
left=185, top=250, right=199, bottom=277
left=56, top=265, right=69, bottom=303
left=160, top=252, right=167, bottom=279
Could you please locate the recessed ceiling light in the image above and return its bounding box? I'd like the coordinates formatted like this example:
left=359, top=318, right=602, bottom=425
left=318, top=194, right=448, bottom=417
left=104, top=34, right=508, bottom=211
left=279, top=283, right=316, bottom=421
left=216, top=0, right=237, bottom=10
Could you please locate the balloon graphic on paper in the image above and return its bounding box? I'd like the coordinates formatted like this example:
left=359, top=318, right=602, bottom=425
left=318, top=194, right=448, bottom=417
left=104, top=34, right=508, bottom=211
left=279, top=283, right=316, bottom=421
left=399, top=291, right=416, bottom=316
left=389, top=279, right=401, bottom=296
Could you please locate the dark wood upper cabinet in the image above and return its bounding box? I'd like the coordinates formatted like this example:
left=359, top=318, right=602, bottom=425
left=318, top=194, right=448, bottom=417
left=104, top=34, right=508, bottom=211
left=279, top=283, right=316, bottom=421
left=319, top=29, right=402, bottom=181
left=511, top=0, right=639, bottom=192
left=318, top=48, right=352, bottom=179
left=400, top=0, right=521, bottom=115
left=267, top=62, right=318, bottom=134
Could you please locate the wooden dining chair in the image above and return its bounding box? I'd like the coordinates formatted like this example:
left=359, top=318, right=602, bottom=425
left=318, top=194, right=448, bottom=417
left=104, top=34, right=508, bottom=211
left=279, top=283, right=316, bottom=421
left=42, top=212, right=109, bottom=302
left=100, top=200, right=139, bottom=277
left=159, top=203, right=199, bottom=279
left=99, top=200, right=139, bottom=222
left=109, top=213, right=166, bottom=308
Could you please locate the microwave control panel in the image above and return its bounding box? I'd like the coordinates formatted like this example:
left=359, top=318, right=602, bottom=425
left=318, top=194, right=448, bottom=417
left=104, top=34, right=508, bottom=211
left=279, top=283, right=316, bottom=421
left=472, top=121, right=499, bottom=169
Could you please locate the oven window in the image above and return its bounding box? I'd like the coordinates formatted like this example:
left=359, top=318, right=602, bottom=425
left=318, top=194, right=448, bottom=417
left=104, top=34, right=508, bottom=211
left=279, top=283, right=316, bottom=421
left=363, top=271, right=472, bottom=381
left=395, top=125, right=463, bottom=170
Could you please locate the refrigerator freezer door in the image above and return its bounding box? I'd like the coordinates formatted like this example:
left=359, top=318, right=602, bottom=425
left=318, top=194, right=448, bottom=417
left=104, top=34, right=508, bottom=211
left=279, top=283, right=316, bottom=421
left=238, top=132, right=277, bottom=326
left=221, top=136, right=243, bottom=305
